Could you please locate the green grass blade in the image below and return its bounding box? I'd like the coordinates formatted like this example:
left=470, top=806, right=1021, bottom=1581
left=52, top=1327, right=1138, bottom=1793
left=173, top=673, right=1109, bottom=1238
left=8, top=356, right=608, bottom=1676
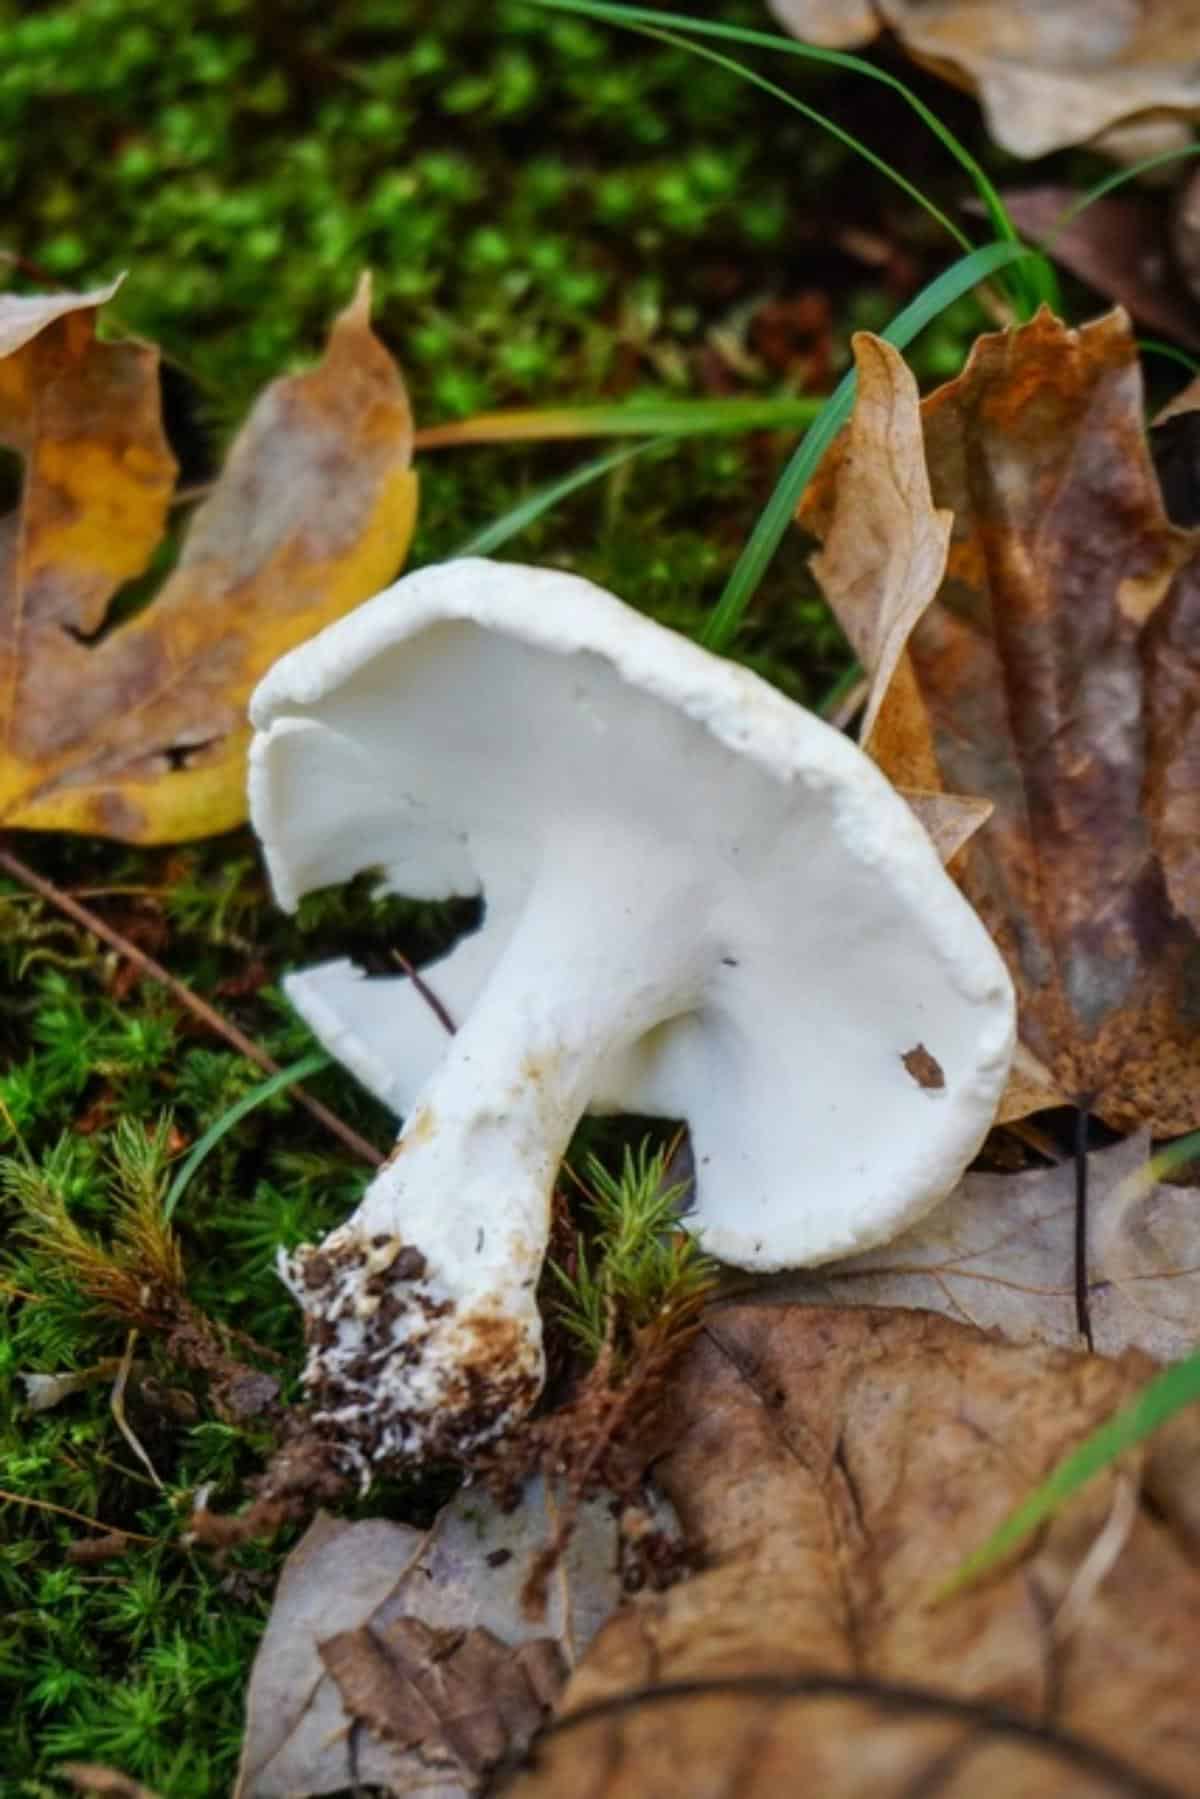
left=1139, top=339, right=1200, bottom=376
left=163, top=1049, right=331, bottom=1222
left=417, top=393, right=823, bottom=447
left=637, top=21, right=971, bottom=257
left=702, top=238, right=1032, bottom=650
left=1112, top=1130, right=1200, bottom=1202
left=529, top=0, right=1050, bottom=312
left=453, top=438, right=665, bottom=557
left=815, top=659, right=865, bottom=718
left=1057, top=142, right=1200, bottom=231
left=938, top=1350, right=1200, bottom=1599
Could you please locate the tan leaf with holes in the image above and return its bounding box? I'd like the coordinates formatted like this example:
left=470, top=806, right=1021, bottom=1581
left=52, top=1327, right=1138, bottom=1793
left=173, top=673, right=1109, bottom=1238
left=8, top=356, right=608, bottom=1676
left=0, top=277, right=416, bottom=843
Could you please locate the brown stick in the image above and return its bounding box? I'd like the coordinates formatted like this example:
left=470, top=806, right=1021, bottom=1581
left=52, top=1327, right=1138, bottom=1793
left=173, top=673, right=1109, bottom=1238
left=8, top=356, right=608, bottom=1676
left=0, top=1486, right=158, bottom=1544
left=392, top=948, right=456, bottom=1035
left=0, top=843, right=383, bottom=1168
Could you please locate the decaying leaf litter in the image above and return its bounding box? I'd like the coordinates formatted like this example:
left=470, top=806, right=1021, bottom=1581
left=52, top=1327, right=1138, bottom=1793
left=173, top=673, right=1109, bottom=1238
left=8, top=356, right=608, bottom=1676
left=8, top=19, right=1200, bottom=1799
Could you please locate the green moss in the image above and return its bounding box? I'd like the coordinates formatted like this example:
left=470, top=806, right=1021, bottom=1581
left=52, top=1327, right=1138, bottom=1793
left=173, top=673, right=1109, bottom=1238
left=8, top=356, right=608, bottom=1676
left=0, top=838, right=452, bottom=1795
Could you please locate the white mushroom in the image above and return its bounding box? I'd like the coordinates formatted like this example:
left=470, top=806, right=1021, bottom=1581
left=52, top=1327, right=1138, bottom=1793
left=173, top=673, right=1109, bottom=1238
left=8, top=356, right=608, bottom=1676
left=248, top=557, right=1014, bottom=1474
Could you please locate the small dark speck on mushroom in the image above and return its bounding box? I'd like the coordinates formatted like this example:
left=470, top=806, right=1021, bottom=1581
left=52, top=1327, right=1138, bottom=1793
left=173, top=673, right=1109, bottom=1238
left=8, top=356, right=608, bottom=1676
left=721, top=956, right=739, bottom=967
left=486, top=1548, right=512, bottom=1568
left=902, top=1043, right=945, bottom=1090
left=476, top=1227, right=485, bottom=1254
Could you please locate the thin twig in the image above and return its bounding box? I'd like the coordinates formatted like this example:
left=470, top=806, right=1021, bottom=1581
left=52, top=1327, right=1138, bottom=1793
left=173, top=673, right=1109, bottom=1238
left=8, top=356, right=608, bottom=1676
left=110, top=1328, right=162, bottom=1491
left=0, top=843, right=383, bottom=1168
left=58, top=1760, right=164, bottom=1798
left=1074, top=1103, right=1093, bottom=1350
left=0, top=1486, right=158, bottom=1544
left=0, top=1279, right=40, bottom=1302
left=392, top=949, right=457, bottom=1035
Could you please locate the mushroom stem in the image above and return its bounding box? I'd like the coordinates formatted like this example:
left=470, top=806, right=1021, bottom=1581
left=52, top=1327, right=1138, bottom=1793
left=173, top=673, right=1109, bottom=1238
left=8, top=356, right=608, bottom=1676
left=284, top=828, right=712, bottom=1474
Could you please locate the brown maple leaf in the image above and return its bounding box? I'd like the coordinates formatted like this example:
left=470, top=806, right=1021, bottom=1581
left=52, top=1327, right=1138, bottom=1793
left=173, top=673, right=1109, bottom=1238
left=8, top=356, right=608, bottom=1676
left=0, top=275, right=416, bottom=844
left=807, top=309, right=1200, bottom=1133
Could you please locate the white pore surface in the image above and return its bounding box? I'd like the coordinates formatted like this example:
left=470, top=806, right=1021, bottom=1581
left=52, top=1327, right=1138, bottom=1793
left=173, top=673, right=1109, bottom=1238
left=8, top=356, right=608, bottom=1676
left=249, top=558, right=1015, bottom=1270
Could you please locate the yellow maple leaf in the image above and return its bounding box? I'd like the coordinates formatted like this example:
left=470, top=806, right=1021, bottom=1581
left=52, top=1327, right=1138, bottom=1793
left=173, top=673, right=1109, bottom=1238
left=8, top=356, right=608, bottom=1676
left=0, top=274, right=417, bottom=843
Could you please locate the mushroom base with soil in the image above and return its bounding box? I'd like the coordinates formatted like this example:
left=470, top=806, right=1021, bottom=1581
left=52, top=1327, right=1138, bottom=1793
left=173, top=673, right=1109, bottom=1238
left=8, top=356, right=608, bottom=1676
left=280, top=826, right=712, bottom=1475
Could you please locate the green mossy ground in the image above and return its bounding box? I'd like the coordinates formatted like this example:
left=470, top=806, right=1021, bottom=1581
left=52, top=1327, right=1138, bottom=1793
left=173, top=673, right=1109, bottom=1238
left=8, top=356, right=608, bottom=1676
left=0, top=4, right=1071, bottom=1792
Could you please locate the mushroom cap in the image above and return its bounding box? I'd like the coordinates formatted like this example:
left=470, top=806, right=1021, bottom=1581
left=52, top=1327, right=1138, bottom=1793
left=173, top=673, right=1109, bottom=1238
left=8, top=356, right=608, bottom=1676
left=249, top=557, right=1014, bottom=1270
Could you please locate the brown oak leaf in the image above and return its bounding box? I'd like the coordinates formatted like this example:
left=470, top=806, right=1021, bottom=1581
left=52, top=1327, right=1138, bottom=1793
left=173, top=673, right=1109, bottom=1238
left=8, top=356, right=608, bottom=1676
left=808, top=332, right=952, bottom=758
left=801, top=333, right=993, bottom=869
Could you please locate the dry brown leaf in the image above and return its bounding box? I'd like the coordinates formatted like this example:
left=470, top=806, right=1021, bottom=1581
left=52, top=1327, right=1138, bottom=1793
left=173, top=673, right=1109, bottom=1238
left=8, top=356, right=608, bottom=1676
left=809, top=307, right=1200, bottom=1132
left=998, top=187, right=1200, bottom=351
left=767, top=0, right=879, bottom=48
left=320, top=1618, right=565, bottom=1778
left=510, top=1304, right=1200, bottom=1798
left=1170, top=164, right=1200, bottom=307
left=57, top=1768, right=162, bottom=1799
left=809, top=333, right=952, bottom=752
left=899, top=789, right=993, bottom=863
left=237, top=1477, right=648, bottom=1798
left=0, top=276, right=416, bottom=843
left=0, top=277, right=124, bottom=356
left=767, top=1131, right=1200, bottom=1361
left=767, top=0, right=1200, bottom=158
left=799, top=335, right=992, bottom=866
